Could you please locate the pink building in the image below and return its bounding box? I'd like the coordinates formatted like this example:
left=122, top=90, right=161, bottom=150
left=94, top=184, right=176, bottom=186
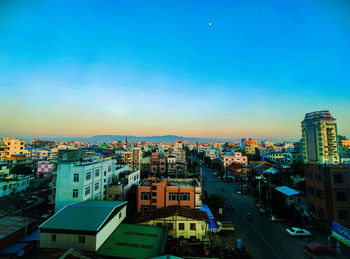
left=223, top=152, right=248, bottom=167
left=36, top=161, right=55, bottom=177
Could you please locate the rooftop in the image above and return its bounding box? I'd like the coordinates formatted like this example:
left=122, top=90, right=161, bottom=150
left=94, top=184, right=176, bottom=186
left=0, top=216, right=36, bottom=241
left=97, top=223, right=167, bottom=259
left=39, top=200, right=127, bottom=232
left=133, top=206, right=209, bottom=224
left=275, top=186, right=301, bottom=196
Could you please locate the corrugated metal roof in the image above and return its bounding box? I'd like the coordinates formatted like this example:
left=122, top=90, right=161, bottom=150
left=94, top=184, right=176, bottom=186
left=275, top=186, right=300, bottom=196
left=39, top=200, right=126, bottom=232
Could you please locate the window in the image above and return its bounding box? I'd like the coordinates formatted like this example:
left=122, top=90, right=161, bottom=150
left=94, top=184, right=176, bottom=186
left=334, top=174, right=344, bottom=183
left=180, top=193, right=190, bottom=201
left=95, top=169, right=100, bottom=177
left=86, top=171, right=91, bottom=181
left=108, top=166, right=111, bottom=172
left=169, top=193, right=178, bottom=201
left=152, top=186, right=157, bottom=190
left=141, top=205, right=150, bottom=212
left=152, top=192, right=157, bottom=197
left=141, top=192, right=150, bottom=200
left=85, top=186, right=90, bottom=196
left=73, top=174, right=79, bottom=182
left=119, top=212, right=122, bottom=219
left=78, top=236, right=85, bottom=244
left=52, top=234, right=56, bottom=242
left=337, top=192, right=346, bottom=202
left=94, top=182, right=99, bottom=191
left=338, top=210, right=348, bottom=220
left=104, top=171, right=106, bottom=176
left=315, top=173, right=323, bottom=182
left=190, top=223, right=196, bottom=231
left=167, top=223, right=173, bottom=230
left=73, top=189, right=78, bottom=198
left=316, top=189, right=323, bottom=198
left=179, top=223, right=185, bottom=230
left=151, top=205, right=157, bottom=210
left=152, top=199, right=157, bottom=203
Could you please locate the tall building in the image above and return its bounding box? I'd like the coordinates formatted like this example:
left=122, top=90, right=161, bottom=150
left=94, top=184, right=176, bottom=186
left=0, top=141, right=7, bottom=162
left=54, top=153, right=128, bottom=212
left=2, top=137, right=29, bottom=159
left=305, top=164, right=350, bottom=228
left=301, top=110, right=339, bottom=164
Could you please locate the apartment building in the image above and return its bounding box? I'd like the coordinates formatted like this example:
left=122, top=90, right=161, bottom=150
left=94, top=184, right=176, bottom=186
left=150, top=153, right=167, bottom=174
left=223, top=152, right=248, bottom=167
left=2, top=137, right=29, bottom=158
left=0, top=141, right=8, bottom=162
left=105, top=170, right=140, bottom=200
left=30, top=148, right=49, bottom=160
left=244, top=145, right=257, bottom=155
left=167, top=156, right=176, bottom=174
left=54, top=154, right=129, bottom=212
left=301, top=110, right=339, bottom=164
left=137, top=177, right=202, bottom=212
left=305, top=163, right=350, bottom=228
left=241, top=138, right=258, bottom=148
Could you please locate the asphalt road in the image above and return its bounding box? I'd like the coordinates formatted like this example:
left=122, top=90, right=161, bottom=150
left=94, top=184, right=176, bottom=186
left=198, top=162, right=340, bottom=259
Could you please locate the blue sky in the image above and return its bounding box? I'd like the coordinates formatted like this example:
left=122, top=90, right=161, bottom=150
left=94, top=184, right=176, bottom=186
left=0, top=0, right=349, bottom=139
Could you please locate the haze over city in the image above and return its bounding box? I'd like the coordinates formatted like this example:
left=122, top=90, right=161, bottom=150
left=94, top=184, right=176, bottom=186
left=1, top=0, right=350, bottom=138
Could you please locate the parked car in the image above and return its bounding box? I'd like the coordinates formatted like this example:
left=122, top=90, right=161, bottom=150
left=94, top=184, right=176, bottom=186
left=286, top=227, right=311, bottom=237
left=305, top=242, right=335, bottom=255
left=269, top=215, right=285, bottom=222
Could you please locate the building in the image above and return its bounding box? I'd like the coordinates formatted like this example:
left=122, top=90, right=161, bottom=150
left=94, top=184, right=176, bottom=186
left=30, top=140, right=55, bottom=148
left=0, top=174, right=33, bottom=197
left=2, top=137, right=29, bottom=159
left=167, top=156, right=176, bottom=174
left=174, top=140, right=184, bottom=151
left=172, top=150, right=186, bottom=171
left=241, top=138, right=258, bottom=149
left=137, top=177, right=202, bottom=212
left=0, top=162, right=10, bottom=177
left=0, top=141, right=8, bottom=162
left=150, top=154, right=167, bottom=174
left=54, top=153, right=126, bottom=211
left=121, top=151, right=133, bottom=166
left=275, top=186, right=306, bottom=208
left=244, top=145, right=256, bottom=155
left=132, top=147, right=142, bottom=170
left=105, top=170, right=140, bottom=200
left=133, top=206, right=209, bottom=242
left=39, top=200, right=127, bottom=252
left=305, top=163, right=350, bottom=228
left=301, top=110, right=340, bottom=164
left=223, top=152, right=248, bottom=167
left=29, top=148, right=49, bottom=160
left=36, top=161, right=55, bottom=177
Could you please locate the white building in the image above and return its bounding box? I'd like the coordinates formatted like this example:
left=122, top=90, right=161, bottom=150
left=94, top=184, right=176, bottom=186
left=30, top=149, right=49, bottom=160
left=40, top=200, right=127, bottom=252
left=0, top=174, right=33, bottom=197
left=54, top=157, right=129, bottom=212
left=105, top=170, right=140, bottom=200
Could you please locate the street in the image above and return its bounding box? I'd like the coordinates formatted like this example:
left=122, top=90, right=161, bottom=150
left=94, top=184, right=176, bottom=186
left=199, top=163, right=343, bottom=259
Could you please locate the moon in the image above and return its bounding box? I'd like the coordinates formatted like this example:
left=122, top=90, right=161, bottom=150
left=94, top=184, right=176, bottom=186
left=208, top=22, right=212, bottom=26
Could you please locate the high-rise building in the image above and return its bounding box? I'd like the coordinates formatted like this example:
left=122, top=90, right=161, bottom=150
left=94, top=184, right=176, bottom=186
left=301, top=110, right=339, bottom=164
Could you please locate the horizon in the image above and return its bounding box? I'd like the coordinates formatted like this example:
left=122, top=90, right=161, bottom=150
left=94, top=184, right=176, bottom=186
left=1, top=0, right=349, bottom=137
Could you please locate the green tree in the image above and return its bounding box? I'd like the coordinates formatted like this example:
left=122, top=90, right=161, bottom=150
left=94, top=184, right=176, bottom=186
left=10, top=164, right=33, bottom=175
left=204, top=194, right=227, bottom=214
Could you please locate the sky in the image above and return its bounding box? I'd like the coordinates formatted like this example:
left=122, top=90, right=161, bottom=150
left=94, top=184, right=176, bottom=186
left=0, top=0, right=349, bottom=139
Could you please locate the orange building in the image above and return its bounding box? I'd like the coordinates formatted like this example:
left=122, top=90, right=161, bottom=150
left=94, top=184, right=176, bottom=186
left=137, top=177, right=202, bottom=212
left=341, top=139, right=350, bottom=147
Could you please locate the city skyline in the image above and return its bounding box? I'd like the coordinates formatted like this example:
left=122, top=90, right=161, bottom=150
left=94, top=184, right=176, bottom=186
left=1, top=0, right=350, bottom=138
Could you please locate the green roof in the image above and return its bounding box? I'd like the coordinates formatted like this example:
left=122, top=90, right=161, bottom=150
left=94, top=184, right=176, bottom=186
left=39, top=200, right=126, bottom=232
left=97, top=224, right=167, bottom=259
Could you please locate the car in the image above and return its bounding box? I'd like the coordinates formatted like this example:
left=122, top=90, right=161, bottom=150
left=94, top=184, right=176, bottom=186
left=236, top=190, right=242, bottom=195
left=269, top=215, right=285, bottom=222
left=305, top=242, right=335, bottom=255
left=285, top=227, right=311, bottom=237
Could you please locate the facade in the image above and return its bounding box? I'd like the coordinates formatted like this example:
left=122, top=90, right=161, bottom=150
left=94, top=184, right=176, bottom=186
left=172, top=150, right=186, bottom=170
left=223, top=152, right=248, bottom=167
left=133, top=206, right=209, bottom=242
left=2, top=137, right=29, bottom=159
left=0, top=141, right=8, bottom=162
left=305, top=163, right=350, bottom=228
left=244, top=145, right=256, bottom=155
left=301, top=111, right=339, bottom=164
left=105, top=170, right=140, bottom=200
left=39, top=200, right=127, bottom=252
left=30, top=148, right=49, bottom=160
left=137, top=177, right=202, bottom=212
left=54, top=156, right=126, bottom=212
left=0, top=174, right=33, bottom=197
left=132, top=147, right=142, bottom=170
left=167, top=156, right=176, bottom=174
left=150, top=155, right=167, bottom=174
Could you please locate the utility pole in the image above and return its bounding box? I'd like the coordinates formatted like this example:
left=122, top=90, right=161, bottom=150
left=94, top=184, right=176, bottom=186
left=268, top=174, right=272, bottom=216
left=258, top=179, right=261, bottom=206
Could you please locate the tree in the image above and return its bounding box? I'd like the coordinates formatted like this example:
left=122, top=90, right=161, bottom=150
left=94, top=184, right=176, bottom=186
left=204, top=194, right=227, bottom=214
left=10, top=164, right=33, bottom=175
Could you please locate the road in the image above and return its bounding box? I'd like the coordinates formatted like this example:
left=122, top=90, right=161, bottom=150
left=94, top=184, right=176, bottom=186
left=198, top=162, right=340, bottom=259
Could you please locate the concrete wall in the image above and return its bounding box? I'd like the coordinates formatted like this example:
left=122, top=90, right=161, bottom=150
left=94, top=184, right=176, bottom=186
left=40, top=232, right=96, bottom=251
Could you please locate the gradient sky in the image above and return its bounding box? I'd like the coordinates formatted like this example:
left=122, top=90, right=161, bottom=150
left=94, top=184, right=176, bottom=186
left=0, top=0, right=349, bottom=139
